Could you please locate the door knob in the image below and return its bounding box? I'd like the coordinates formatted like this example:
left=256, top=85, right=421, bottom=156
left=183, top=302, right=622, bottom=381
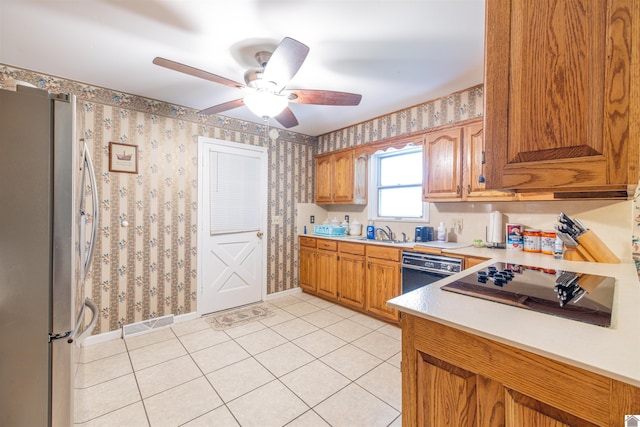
left=256, top=231, right=263, bottom=238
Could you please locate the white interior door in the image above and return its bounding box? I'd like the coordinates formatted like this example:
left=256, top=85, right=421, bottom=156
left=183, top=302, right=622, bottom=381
left=198, top=138, right=267, bottom=315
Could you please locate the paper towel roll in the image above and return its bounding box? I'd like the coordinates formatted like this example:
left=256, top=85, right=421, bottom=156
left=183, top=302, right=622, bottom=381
left=488, top=211, right=503, bottom=243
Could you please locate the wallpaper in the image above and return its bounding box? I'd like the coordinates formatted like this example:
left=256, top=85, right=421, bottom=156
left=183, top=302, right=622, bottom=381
left=1, top=64, right=316, bottom=334
left=2, top=64, right=638, bottom=334
left=317, top=84, right=484, bottom=153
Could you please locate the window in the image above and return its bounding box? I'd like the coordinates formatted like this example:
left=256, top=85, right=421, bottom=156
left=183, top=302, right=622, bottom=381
left=370, top=146, right=428, bottom=221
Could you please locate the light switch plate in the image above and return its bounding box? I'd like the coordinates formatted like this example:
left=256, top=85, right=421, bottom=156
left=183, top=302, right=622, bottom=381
left=272, top=215, right=281, bottom=226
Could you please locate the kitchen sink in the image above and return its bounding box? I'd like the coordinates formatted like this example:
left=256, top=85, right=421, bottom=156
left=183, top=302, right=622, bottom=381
left=343, top=236, right=410, bottom=245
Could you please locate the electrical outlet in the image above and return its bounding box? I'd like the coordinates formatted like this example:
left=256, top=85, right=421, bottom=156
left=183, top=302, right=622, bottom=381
left=310, top=215, right=315, bottom=224
left=453, top=218, right=463, bottom=233
left=272, top=215, right=281, bottom=226
left=344, top=215, right=350, bottom=222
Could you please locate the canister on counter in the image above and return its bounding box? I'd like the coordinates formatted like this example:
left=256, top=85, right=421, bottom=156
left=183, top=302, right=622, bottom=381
left=523, top=229, right=541, bottom=252
left=541, top=231, right=556, bottom=255
left=506, top=223, right=523, bottom=250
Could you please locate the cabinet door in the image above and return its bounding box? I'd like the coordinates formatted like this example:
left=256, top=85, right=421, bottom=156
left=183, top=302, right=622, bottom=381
left=315, top=154, right=334, bottom=203
left=333, top=151, right=354, bottom=203
left=366, top=257, right=400, bottom=321
left=417, top=354, right=477, bottom=427
left=503, top=388, right=596, bottom=427
left=337, top=253, right=366, bottom=309
left=316, top=249, right=338, bottom=298
left=353, top=152, right=368, bottom=204
left=424, top=128, right=463, bottom=200
left=484, top=0, right=636, bottom=191
left=299, top=247, right=316, bottom=292
left=463, top=122, right=515, bottom=201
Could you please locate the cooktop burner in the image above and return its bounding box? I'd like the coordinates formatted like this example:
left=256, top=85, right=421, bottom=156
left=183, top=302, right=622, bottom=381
left=441, top=262, right=615, bottom=327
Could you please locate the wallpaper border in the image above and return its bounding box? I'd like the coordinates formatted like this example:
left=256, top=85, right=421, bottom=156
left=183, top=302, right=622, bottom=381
left=0, top=63, right=317, bottom=147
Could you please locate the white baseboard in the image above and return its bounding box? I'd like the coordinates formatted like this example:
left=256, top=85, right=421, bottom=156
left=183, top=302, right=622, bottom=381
left=265, top=287, right=302, bottom=301
left=82, top=328, right=121, bottom=347
left=81, top=311, right=199, bottom=347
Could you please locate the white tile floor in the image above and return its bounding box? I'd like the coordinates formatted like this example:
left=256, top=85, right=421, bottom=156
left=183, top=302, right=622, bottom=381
left=74, top=292, right=402, bottom=427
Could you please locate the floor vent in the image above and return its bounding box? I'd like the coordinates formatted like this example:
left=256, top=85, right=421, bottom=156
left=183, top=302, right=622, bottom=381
left=122, top=314, right=175, bottom=338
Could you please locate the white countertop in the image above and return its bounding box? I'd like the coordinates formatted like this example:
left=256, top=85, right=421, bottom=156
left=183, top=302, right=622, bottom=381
left=387, top=248, right=640, bottom=387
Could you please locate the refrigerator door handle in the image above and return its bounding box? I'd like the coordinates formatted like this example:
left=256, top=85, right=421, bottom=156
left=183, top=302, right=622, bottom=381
left=67, top=298, right=98, bottom=344
left=82, top=143, right=99, bottom=280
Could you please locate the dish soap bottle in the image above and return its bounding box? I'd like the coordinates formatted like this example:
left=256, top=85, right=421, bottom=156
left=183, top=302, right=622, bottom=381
left=437, top=222, right=446, bottom=242
left=366, top=220, right=375, bottom=240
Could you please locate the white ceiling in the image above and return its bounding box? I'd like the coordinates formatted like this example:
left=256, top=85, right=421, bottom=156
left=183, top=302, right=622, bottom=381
left=0, top=0, right=486, bottom=136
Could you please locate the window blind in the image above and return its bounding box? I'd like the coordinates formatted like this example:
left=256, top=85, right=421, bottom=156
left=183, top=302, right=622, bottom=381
left=209, top=149, right=260, bottom=235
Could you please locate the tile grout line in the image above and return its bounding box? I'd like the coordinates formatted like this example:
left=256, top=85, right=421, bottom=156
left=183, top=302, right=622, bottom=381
left=77, top=293, right=402, bottom=426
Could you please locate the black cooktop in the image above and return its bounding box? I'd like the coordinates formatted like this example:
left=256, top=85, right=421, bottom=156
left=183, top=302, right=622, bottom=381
left=441, top=262, right=615, bottom=327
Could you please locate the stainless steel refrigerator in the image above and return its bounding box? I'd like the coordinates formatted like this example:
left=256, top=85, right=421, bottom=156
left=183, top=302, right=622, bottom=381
left=0, top=85, right=99, bottom=426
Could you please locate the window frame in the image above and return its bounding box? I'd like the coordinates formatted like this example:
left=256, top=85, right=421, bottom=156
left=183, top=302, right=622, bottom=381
left=368, top=146, right=429, bottom=222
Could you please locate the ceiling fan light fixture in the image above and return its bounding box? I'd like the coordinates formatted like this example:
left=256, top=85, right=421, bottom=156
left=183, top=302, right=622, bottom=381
left=243, top=90, right=288, bottom=118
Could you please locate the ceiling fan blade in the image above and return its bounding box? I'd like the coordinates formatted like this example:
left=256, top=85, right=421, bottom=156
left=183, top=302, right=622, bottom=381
left=262, top=37, right=310, bottom=90
left=274, top=107, right=299, bottom=128
left=288, top=89, right=362, bottom=106
left=198, top=98, right=245, bottom=115
left=153, top=57, right=245, bottom=90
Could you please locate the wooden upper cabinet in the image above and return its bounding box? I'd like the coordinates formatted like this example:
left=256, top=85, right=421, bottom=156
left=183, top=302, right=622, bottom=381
left=315, top=150, right=367, bottom=204
left=484, top=0, right=638, bottom=195
left=423, top=119, right=514, bottom=201
left=315, top=155, right=334, bottom=203
left=333, top=151, right=354, bottom=202
left=423, top=127, right=463, bottom=199
left=463, top=122, right=515, bottom=200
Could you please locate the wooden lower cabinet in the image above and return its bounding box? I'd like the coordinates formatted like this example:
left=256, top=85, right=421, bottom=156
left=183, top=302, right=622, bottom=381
left=299, top=246, right=317, bottom=292
left=299, top=236, right=318, bottom=292
left=366, top=246, right=401, bottom=322
left=464, top=255, right=489, bottom=269
left=316, top=248, right=338, bottom=298
left=298, top=237, right=401, bottom=323
left=402, top=314, right=640, bottom=427
left=337, top=242, right=366, bottom=309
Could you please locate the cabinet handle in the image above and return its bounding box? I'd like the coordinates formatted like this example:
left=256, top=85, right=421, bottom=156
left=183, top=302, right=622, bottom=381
left=467, top=184, right=471, bottom=194
left=456, top=185, right=461, bottom=195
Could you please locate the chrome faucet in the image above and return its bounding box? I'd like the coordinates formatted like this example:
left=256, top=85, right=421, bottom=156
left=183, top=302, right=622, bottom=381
left=385, top=225, right=394, bottom=240
left=375, top=228, right=391, bottom=241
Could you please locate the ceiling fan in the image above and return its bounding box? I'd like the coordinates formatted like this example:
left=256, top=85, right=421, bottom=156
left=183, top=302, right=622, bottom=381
left=153, top=37, right=362, bottom=128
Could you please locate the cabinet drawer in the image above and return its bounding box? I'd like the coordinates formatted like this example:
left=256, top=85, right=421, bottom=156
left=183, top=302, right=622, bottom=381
left=366, top=245, right=400, bottom=261
left=338, top=241, right=365, bottom=255
left=317, top=239, right=338, bottom=251
left=299, top=236, right=317, bottom=248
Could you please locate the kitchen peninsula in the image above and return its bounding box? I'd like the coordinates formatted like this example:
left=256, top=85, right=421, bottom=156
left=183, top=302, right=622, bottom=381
left=388, top=249, right=640, bottom=426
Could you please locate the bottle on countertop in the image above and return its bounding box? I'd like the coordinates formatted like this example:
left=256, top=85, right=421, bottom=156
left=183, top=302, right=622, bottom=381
left=437, top=222, right=446, bottom=242
left=554, top=235, right=564, bottom=259
left=366, top=220, right=375, bottom=240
